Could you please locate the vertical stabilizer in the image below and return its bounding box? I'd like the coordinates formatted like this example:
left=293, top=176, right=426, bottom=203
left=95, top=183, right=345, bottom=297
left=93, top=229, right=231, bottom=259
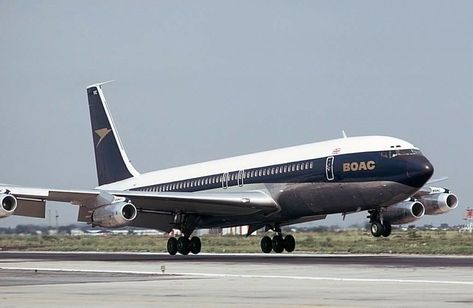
left=86, top=82, right=139, bottom=186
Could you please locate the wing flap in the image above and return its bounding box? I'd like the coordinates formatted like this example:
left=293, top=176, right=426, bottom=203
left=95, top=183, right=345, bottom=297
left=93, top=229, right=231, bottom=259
left=13, top=198, right=46, bottom=218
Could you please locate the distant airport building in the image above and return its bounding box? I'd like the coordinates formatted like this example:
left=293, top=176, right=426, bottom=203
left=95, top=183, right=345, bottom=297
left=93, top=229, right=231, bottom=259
left=222, top=225, right=249, bottom=236
left=465, top=208, right=473, bottom=233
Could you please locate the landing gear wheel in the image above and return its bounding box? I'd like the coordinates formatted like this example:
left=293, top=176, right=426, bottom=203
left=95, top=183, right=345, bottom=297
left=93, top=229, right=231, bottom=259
left=283, top=234, right=296, bottom=252
left=272, top=235, right=285, bottom=253
left=370, top=222, right=384, bottom=237
left=260, top=236, right=272, bottom=253
left=167, top=237, right=178, bottom=255
left=190, top=236, right=201, bottom=254
left=177, top=237, right=190, bottom=255
left=382, top=223, right=392, bottom=237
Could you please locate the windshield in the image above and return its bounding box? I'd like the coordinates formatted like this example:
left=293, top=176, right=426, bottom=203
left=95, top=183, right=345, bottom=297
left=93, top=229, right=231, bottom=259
left=381, top=149, right=422, bottom=158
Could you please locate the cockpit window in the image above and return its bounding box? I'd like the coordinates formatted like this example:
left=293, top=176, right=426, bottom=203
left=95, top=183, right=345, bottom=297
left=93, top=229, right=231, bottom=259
left=381, top=149, right=422, bottom=158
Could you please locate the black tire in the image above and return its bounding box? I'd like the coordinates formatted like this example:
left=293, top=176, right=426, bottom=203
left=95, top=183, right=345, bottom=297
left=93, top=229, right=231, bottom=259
left=272, top=235, right=285, bottom=253
left=190, top=236, right=202, bottom=254
left=382, top=223, right=392, bottom=237
left=260, top=236, right=272, bottom=253
left=283, top=234, right=296, bottom=252
left=167, top=237, right=178, bottom=255
left=177, top=237, right=190, bottom=255
left=370, top=222, right=384, bottom=237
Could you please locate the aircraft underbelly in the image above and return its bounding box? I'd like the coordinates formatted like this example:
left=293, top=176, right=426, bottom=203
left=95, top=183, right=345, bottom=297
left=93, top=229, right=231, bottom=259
left=283, top=181, right=417, bottom=214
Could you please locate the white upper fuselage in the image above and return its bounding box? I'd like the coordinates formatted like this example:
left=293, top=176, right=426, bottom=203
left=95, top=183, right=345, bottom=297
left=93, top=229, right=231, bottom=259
left=99, top=136, right=417, bottom=191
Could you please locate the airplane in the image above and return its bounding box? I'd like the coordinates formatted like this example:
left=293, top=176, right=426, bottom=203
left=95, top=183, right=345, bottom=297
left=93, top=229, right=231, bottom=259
left=0, top=82, right=458, bottom=255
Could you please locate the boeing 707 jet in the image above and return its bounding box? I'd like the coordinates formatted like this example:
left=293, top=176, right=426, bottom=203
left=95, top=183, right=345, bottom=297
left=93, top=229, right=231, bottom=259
left=0, top=82, right=458, bottom=255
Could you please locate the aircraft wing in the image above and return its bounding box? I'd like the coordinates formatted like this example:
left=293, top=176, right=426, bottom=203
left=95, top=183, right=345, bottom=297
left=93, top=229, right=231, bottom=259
left=1, top=185, right=280, bottom=221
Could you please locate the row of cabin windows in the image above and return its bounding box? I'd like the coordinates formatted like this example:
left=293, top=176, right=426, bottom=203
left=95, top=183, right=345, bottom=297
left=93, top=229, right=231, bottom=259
left=137, top=161, right=314, bottom=192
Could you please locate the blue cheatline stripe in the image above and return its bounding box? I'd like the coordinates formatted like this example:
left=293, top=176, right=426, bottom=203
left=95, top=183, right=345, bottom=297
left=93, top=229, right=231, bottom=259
left=131, top=151, right=427, bottom=193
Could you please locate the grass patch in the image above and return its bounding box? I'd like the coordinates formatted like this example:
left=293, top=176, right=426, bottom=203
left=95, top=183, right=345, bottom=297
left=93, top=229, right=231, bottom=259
left=0, top=230, right=472, bottom=254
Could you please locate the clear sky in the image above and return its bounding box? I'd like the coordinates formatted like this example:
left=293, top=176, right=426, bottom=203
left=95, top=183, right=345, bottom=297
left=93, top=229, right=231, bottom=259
left=1, top=1, right=472, bottom=228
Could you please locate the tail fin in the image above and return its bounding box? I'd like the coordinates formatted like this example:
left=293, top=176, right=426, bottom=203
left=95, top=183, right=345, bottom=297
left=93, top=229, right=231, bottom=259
left=86, top=82, right=139, bottom=186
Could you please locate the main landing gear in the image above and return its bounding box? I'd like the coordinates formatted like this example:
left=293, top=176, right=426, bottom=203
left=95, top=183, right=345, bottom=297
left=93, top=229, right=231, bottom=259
left=368, top=209, right=392, bottom=238
left=167, top=236, right=201, bottom=255
left=167, top=213, right=202, bottom=255
left=260, top=225, right=296, bottom=253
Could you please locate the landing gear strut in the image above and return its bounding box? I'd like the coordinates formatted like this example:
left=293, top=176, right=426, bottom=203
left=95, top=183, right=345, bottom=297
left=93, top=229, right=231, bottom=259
left=368, top=209, right=392, bottom=238
left=260, top=225, right=296, bottom=253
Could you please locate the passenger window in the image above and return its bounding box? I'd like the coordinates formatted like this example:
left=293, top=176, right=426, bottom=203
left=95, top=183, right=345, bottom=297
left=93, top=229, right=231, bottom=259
left=309, top=162, right=313, bottom=169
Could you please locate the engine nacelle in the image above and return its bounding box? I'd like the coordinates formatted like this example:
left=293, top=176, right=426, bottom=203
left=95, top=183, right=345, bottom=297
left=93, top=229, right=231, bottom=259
left=91, top=201, right=137, bottom=228
left=0, top=193, right=18, bottom=218
left=384, top=201, right=425, bottom=225
left=419, top=193, right=458, bottom=215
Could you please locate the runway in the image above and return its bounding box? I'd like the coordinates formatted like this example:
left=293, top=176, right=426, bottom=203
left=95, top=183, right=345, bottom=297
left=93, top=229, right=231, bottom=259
left=1, top=252, right=473, bottom=307
left=2, top=251, right=473, bottom=266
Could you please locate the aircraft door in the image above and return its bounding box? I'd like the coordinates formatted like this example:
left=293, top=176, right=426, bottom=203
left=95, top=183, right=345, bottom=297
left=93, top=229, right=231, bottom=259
left=237, top=170, right=245, bottom=187
left=222, top=172, right=229, bottom=189
left=326, top=156, right=334, bottom=181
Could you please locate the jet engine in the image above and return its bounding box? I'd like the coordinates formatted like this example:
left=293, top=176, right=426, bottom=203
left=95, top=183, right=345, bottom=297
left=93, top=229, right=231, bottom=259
left=383, top=201, right=425, bottom=225
left=419, top=193, right=458, bottom=215
left=0, top=193, right=18, bottom=218
left=91, top=201, right=137, bottom=228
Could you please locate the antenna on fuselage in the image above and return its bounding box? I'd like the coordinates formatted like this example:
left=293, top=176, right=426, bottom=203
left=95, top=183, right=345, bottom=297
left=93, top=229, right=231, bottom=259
left=342, top=130, right=348, bottom=139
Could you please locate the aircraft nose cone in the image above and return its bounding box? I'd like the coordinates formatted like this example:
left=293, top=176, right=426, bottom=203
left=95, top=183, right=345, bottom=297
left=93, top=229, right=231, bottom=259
left=405, top=155, right=434, bottom=187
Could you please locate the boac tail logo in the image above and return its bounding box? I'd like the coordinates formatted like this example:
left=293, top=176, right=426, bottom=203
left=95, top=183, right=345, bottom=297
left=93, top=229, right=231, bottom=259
left=95, top=128, right=112, bottom=148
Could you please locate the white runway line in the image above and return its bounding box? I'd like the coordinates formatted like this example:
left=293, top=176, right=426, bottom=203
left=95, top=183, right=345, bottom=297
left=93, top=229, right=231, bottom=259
left=2, top=266, right=473, bottom=286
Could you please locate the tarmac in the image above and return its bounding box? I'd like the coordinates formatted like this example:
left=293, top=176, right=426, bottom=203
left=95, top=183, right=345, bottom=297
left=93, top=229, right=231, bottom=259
left=1, top=251, right=473, bottom=307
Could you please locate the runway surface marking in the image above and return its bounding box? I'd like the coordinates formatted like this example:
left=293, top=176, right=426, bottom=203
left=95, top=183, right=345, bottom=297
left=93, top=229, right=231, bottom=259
left=2, top=266, right=473, bottom=286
